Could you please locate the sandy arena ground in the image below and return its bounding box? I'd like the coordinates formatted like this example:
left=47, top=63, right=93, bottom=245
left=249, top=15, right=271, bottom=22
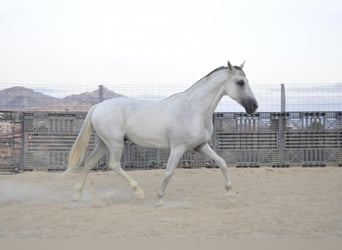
left=0, top=167, right=341, bottom=239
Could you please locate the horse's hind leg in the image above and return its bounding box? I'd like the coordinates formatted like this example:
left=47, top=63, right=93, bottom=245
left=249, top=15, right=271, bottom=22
left=107, top=144, right=145, bottom=200
left=73, top=140, right=108, bottom=201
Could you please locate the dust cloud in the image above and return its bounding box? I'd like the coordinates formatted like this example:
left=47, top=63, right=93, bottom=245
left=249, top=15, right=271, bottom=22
left=0, top=177, right=135, bottom=206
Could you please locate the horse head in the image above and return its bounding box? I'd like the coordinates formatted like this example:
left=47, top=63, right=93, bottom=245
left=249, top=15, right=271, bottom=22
left=225, top=61, right=258, bottom=114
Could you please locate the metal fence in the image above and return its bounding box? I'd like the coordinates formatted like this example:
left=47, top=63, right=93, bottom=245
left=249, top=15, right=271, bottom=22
left=213, top=112, right=342, bottom=167
left=1, top=110, right=341, bottom=172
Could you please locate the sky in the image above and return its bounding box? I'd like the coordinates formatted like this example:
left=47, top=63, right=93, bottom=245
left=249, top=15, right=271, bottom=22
left=0, top=0, right=342, bottom=111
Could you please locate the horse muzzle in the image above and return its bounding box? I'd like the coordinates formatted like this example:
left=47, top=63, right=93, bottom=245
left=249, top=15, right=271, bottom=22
left=241, top=98, right=258, bottom=114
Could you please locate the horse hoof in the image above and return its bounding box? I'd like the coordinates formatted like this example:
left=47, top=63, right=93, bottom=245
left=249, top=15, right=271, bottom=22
left=155, top=199, right=163, bottom=207
left=134, top=188, right=145, bottom=200
left=225, top=184, right=232, bottom=192
left=72, top=192, right=81, bottom=202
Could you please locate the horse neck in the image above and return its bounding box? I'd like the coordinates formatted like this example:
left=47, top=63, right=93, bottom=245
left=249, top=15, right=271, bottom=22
left=184, top=71, right=227, bottom=115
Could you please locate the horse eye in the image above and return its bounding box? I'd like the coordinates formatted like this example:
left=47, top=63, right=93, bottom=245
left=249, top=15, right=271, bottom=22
left=237, top=80, right=245, bottom=86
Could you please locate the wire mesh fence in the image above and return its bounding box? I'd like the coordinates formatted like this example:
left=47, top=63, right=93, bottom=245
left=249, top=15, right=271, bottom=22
left=0, top=82, right=341, bottom=112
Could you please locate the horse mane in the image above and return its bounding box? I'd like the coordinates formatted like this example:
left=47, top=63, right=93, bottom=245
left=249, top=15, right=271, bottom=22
left=203, top=66, right=227, bottom=79
left=203, top=65, right=245, bottom=78
left=233, top=66, right=246, bottom=76
left=165, top=66, right=228, bottom=100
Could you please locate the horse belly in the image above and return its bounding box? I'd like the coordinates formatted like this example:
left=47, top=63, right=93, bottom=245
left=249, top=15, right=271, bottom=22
left=126, top=126, right=169, bottom=149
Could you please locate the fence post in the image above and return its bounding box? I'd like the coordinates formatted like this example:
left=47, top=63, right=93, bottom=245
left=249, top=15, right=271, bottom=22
left=20, top=112, right=25, bottom=170
left=99, top=85, right=104, bottom=103
left=279, top=84, right=286, bottom=166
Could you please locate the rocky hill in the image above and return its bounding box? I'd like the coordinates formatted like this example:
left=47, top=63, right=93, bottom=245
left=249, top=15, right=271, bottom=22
left=0, top=86, right=122, bottom=111
left=0, top=87, right=60, bottom=109
left=63, top=86, right=121, bottom=104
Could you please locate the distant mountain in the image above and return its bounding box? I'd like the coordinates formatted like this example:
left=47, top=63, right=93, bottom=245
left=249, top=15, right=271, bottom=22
left=62, top=86, right=122, bottom=104
left=0, top=86, right=122, bottom=111
left=0, top=87, right=60, bottom=110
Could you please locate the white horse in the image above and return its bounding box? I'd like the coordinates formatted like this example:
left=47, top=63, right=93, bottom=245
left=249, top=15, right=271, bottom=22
left=66, top=61, right=258, bottom=204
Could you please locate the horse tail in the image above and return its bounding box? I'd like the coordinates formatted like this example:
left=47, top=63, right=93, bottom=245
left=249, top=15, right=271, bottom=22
left=65, top=105, right=97, bottom=174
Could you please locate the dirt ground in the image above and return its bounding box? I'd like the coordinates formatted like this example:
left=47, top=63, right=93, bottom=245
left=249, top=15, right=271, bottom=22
left=0, top=167, right=341, bottom=239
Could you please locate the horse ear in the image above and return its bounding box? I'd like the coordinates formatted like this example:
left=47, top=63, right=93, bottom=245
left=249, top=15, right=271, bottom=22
left=227, top=61, right=233, bottom=71
left=240, top=61, right=245, bottom=69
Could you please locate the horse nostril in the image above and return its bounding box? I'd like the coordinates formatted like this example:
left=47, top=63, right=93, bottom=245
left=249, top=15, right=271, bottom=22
left=253, top=103, right=258, bottom=110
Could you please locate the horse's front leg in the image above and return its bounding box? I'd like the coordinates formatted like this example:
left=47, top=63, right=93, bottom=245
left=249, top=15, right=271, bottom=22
left=157, top=146, right=186, bottom=205
left=197, top=143, right=232, bottom=192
